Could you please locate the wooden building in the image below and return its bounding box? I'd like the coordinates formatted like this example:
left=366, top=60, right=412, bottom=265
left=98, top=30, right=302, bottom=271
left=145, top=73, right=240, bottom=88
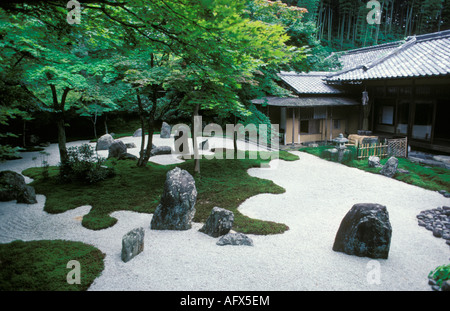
left=327, top=30, right=450, bottom=153
left=253, top=30, right=450, bottom=153
left=252, top=72, right=361, bottom=145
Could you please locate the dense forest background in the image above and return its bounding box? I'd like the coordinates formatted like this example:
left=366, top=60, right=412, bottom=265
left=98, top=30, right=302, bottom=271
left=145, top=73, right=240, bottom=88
left=284, top=0, right=450, bottom=50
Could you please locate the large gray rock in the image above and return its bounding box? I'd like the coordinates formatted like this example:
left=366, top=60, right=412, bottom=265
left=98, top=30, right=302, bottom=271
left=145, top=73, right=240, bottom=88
left=150, top=146, right=172, bottom=157
left=200, top=207, right=234, bottom=237
left=151, top=167, right=197, bottom=230
left=96, top=134, right=114, bottom=151
left=160, top=122, right=171, bottom=138
left=0, top=170, right=37, bottom=204
left=108, top=140, right=127, bottom=159
left=333, top=203, right=392, bottom=259
left=217, top=233, right=253, bottom=246
left=380, top=156, right=398, bottom=178
left=133, top=128, right=142, bottom=137
left=121, top=227, right=145, bottom=263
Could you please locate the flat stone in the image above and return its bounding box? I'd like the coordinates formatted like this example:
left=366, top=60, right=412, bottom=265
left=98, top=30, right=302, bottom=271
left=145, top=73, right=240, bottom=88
left=217, top=233, right=253, bottom=246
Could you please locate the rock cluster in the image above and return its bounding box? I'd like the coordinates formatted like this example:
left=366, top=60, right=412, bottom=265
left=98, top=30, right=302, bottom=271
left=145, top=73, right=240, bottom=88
left=428, top=277, right=450, bottom=291
left=416, top=206, right=450, bottom=246
left=96, top=134, right=114, bottom=151
left=0, top=170, right=37, bottom=204
left=367, top=156, right=410, bottom=177
left=108, top=140, right=138, bottom=160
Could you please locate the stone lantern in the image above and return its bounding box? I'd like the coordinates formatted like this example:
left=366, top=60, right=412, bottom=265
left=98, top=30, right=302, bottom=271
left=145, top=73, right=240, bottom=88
left=332, top=133, right=350, bottom=162
left=333, top=133, right=348, bottom=150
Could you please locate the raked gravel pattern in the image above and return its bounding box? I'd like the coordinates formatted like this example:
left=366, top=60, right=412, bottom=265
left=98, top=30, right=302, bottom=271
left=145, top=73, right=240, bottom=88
left=0, top=136, right=449, bottom=291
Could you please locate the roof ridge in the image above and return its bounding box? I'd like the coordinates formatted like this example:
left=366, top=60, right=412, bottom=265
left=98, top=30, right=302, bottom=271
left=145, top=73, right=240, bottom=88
left=279, top=71, right=331, bottom=76
left=338, top=41, right=403, bottom=55
left=409, top=29, right=450, bottom=42
left=362, top=37, right=417, bottom=71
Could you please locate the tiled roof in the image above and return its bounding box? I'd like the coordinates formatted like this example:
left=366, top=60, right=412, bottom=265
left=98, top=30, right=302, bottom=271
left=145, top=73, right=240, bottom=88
left=327, top=30, right=450, bottom=82
left=251, top=96, right=359, bottom=107
left=333, top=41, right=402, bottom=71
left=278, top=71, right=343, bottom=94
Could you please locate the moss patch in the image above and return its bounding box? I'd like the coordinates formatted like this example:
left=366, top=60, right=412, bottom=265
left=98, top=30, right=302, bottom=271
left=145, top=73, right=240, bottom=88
left=0, top=240, right=105, bottom=291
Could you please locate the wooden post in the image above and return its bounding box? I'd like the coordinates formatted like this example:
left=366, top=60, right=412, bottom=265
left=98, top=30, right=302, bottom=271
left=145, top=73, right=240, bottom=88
left=324, top=107, right=328, bottom=144
left=292, top=108, right=295, bottom=146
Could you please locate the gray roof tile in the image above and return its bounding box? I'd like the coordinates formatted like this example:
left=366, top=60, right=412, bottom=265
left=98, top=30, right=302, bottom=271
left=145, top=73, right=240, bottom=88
left=278, top=71, right=342, bottom=94
left=251, top=96, right=359, bottom=107
left=327, top=30, right=450, bottom=82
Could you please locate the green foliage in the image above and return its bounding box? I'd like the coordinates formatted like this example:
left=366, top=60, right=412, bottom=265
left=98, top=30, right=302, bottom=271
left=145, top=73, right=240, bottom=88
left=22, top=150, right=297, bottom=234
left=0, top=240, right=105, bottom=291
left=429, top=263, right=450, bottom=288
left=59, top=144, right=115, bottom=184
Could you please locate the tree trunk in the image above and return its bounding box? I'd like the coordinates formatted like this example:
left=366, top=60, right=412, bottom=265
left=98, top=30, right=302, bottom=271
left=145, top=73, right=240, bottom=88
left=104, top=114, right=108, bottom=134
left=136, top=90, right=147, bottom=167
left=57, top=116, right=68, bottom=164
left=192, top=103, right=200, bottom=175
left=233, top=115, right=238, bottom=156
left=49, top=84, right=70, bottom=164
left=22, top=119, right=27, bottom=147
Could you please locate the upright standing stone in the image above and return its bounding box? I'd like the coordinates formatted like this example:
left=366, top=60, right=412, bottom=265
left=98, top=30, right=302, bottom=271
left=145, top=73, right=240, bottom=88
left=151, top=167, right=197, bottom=230
left=333, top=203, right=392, bottom=259
left=380, top=156, right=398, bottom=178
left=96, top=134, right=114, bottom=151
left=160, top=122, right=171, bottom=138
left=133, top=128, right=142, bottom=137
left=121, top=227, right=145, bottom=263
left=200, top=207, right=234, bottom=237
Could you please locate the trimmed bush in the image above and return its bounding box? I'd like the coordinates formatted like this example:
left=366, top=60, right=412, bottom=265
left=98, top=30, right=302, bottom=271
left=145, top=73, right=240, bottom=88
left=59, top=144, right=115, bottom=184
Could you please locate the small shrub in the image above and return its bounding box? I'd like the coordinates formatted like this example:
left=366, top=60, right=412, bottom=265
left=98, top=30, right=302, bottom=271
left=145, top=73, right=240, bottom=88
left=429, top=263, right=450, bottom=288
left=59, top=144, right=115, bottom=184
